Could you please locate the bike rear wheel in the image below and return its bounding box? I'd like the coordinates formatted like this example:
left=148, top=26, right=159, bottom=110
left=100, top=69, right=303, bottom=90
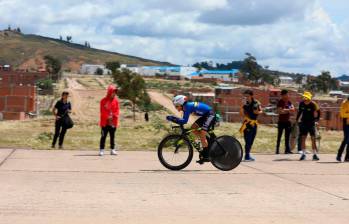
left=209, top=135, right=243, bottom=171
left=157, top=134, right=193, bottom=171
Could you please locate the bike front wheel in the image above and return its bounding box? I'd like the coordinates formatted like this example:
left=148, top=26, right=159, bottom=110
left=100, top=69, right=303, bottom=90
left=157, top=134, right=193, bottom=171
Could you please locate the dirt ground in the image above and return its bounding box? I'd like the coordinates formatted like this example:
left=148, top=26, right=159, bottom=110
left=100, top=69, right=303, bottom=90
left=0, top=149, right=348, bottom=224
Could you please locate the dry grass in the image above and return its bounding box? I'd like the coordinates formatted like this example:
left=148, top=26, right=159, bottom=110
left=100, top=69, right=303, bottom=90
left=0, top=113, right=343, bottom=153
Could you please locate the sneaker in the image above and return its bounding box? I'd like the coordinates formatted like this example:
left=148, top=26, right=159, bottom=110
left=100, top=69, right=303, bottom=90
left=275, top=151, right=280, bottom=155
left=285, top=151, right=293, bottom=154
left=344, top=158, right=349, bottom=162
left=312, top=154, right=320, bottom=161
left=300, top=154, right=306, bottom=161
left=58, top=145, right=63, bottom=149
left=111, top=149, right=117, bottom=155
left=244, top=157, right=256, bottom=162
left=298, top=151, right=303, bottom=154
left=51, top=145, right=55, bottom=149
left=336, top=156, right=342, bottom=162
left=99, top=150, right=104, bottom=156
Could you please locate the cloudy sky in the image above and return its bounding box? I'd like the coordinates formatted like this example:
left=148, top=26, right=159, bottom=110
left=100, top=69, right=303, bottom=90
left=1, top=0, right=349, bottom=75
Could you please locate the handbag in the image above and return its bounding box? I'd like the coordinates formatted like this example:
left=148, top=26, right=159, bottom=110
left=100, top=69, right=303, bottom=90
left=62, top=114, right=74, bottom=129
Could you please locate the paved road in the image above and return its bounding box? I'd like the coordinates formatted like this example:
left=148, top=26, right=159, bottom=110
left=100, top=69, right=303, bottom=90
left=0, top=149, right=348, bottom=224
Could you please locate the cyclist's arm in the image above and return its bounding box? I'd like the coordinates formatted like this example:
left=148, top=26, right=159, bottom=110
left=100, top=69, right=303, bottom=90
left=176, top=110, right=190, bottom=125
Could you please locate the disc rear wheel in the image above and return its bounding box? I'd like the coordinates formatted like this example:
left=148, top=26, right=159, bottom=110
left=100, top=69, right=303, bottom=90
left=209, top=135, right=243, bottom=171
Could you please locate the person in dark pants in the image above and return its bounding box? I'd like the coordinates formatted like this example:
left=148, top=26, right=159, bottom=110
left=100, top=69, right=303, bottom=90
left=52, top=91, right=71, bottom=149
left=275, top=90, right=295, bottom=154
left=144, top=112, right=149, bottom=122
left=337, top=98, right=349, bottom=162
left=99, top=85, right=120, bottom=156
left=239, top=90, right=262, bottom=162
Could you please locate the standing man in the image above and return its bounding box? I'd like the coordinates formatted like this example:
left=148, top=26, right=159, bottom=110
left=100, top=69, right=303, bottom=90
left=99, top=85, right=120, bottom=156
left=240, top=90, right=262, bottom=162
left=276, top=90, right=295, bottom=154
left=337, top=97, right=349, bottom=162
left=297, top=91, right=320, bottom=161
left=52, top=91, right=71, bottom=149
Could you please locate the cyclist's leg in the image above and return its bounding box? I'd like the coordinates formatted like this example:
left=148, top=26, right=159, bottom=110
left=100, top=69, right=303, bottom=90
left=197, top=114, right=215, bottom=148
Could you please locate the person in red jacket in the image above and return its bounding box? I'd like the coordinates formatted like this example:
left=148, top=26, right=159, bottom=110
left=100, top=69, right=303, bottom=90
left=99, top=85, right=120, bottom=156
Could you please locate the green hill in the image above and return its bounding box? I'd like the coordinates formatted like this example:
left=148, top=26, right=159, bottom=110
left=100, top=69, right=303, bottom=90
left=0, top=30, right=171, bottom=72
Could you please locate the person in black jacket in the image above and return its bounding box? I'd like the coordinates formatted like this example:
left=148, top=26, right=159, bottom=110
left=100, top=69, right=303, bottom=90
left=52, top=91, right=71, bottom=149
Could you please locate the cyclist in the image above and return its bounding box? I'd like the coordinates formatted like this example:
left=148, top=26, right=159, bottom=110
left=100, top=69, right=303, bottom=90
left=297, top=91, right=320, bottom=161
left=166, top=95, right=215, bottom=164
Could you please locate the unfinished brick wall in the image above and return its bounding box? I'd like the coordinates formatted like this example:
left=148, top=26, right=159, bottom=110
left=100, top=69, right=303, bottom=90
left=0, top=71, right=43, bottom=120
left=0, top=71, right=49, bottom=85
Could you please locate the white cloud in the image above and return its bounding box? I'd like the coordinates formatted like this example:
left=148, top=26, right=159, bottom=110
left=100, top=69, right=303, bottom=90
left=0, top=0, right=348, bottom=75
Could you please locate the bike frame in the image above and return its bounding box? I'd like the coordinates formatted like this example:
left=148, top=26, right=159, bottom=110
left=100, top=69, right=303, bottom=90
left=171, top=124, right=216, bottom=151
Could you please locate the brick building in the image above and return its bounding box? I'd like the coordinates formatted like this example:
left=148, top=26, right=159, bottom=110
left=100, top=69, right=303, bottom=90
left=214, top=85, right=343, bottom=130
left=0, top=70, right=48, bottom=120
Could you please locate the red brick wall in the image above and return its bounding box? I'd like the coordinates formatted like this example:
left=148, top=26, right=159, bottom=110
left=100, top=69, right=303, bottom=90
left=0, top=85, right=36, bottom=97
left=0, top=96, right=35, bottom=112
left=1, top=111, right=26, bottom=120
left=0, top=71, right=49, bottom=85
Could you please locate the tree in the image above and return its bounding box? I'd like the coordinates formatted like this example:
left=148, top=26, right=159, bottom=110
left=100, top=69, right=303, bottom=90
left=16, top=27, right=21, bottom=33
left=105, top=61, right=120, bottom=73
left=305, top=71, right=337, bottom=93
left=44, top=55, right=62, bottom=75
left=59, top=35, right=63, bottom=41
left=7, top=25, right=11, bottom=31
left=241, top=53, right=262, bottom=83
left=112, top=69, right=148, bottom=120
left=95, top=67, right=104, bottom=75
left=66, top=36, right=72, bottom=42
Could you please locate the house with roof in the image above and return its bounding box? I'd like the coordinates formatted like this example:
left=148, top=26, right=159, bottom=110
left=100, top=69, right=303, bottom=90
left=189, top=69, right=240, bottom=82
left=279, top=76, right=294, bottom=86
left=131, top=66, right=197, bottom=79
left=80, top=64, right=111, bottom=75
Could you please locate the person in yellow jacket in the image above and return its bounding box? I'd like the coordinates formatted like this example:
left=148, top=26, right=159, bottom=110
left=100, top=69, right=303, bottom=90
left=337, top=98, right=349, bottom=162
left=240, top=89, right=262, bottom=162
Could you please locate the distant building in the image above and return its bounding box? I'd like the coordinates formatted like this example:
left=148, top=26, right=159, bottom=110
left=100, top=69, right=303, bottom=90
left=329, top=90, right=349, bottom=98
left=120, top=64, right=141, bottom=73
left=190, top=69, right=239, bottom=82
left=120, top=65, right=197, bottom=79
left=279, top=76, right=294, bottom=86
left=338, top=81, right=349, bottom=93
left=80, top=64, right=110, bottom=75
left=0, top=65, right=11, bottom=71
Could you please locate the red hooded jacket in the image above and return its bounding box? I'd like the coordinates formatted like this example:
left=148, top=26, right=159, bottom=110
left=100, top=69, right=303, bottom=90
left=100, top=85, right=120, bottom=127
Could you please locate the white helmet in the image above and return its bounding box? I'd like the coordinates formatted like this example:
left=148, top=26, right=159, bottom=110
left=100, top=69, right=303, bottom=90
left=173, top=95, right=187, bottom=106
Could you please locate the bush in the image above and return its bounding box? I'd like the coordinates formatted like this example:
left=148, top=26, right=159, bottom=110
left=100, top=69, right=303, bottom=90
left=37, top=79, right=53, bottom=90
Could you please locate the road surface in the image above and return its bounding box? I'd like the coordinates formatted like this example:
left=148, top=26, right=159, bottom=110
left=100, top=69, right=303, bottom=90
left=0, top=149, right=348, bottom=224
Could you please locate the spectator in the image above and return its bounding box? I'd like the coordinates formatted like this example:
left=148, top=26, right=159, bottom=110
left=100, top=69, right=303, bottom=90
left=52, top=91, right=71, bottom=149
left=276, top=90, right=295, bottom=154
left=99, top=85, right=120, bottom=156
left=145, top=112, right=149, bottom=122
left=337, top=97, right=349, bottom=162
left=239, top=90, right=262, bottom=162
left=296, top=91, right=320, bottom=161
